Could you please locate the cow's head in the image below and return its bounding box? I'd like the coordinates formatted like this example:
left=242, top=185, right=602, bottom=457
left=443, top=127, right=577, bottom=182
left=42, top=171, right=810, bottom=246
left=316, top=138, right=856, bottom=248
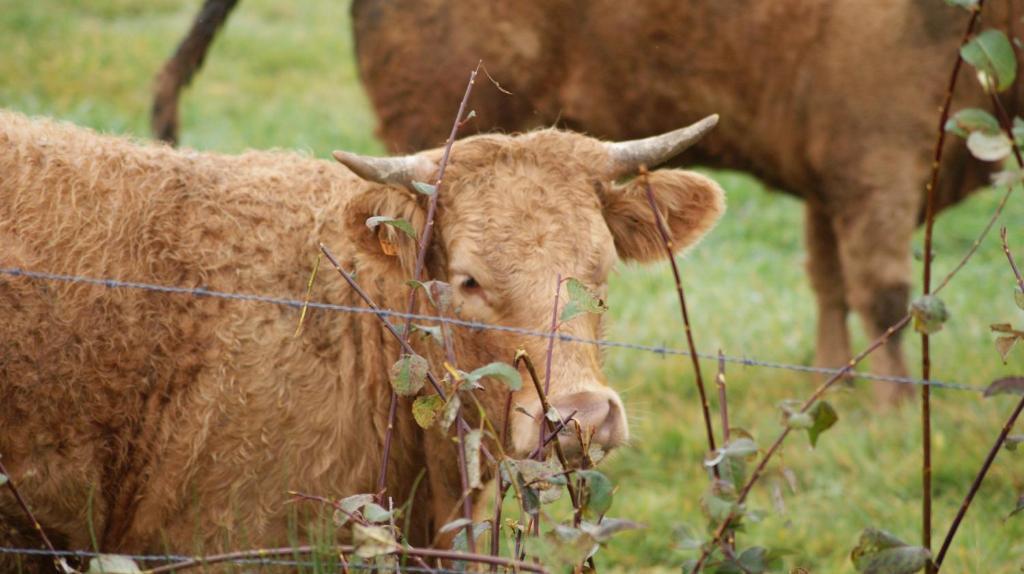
left=335, top=117, right=724, bottom=460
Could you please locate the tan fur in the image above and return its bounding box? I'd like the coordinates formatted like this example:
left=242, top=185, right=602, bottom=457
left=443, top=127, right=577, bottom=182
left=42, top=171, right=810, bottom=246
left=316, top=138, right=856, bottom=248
left=0, top=109, right=723, bottom=567
left=352, top=0, right=1023, bottom=401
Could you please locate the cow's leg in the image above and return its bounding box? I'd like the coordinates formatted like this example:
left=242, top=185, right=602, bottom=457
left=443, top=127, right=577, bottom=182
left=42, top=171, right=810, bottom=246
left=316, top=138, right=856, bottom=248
left=805, top=202, right=852, bottom=375
left=152, top=0, right=239, bottom=145
left=832, top=185, right=918, bottom=405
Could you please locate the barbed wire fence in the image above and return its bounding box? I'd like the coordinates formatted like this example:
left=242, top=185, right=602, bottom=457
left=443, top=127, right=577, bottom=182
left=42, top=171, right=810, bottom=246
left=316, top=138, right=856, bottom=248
left=0, top=266, right=982, bottom=393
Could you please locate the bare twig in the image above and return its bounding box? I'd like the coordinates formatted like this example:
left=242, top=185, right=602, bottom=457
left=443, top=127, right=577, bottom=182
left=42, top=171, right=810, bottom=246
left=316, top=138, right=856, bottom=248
left=0, top=457, right=71, bottom=573
left=639, top=168, right=719, bottom=479
left=142, top=544, right=548, bottom=574
left=918, top=7, right=984, bottom=568
left=515, top=350, right=582, bottom=527
left=542, top=275, right=562, bottom=397
left=933, top=228, right=1024, bottom=569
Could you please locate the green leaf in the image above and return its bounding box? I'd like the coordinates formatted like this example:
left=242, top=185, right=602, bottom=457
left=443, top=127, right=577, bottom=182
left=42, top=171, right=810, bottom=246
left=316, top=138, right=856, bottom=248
left=388, top=354, right=429, bottom=396
left=333, top=493, right=375, bottom=527
left=850, top=528, right=931, bottom=574
left=909, top=295, right=949, bottom=335
left=1004, top=434, right=1024, bottom=452
left=409, top=324, right=443, bottom=344
left=405, top=279, right=452, bottom=312
left=701, top=491, right=738, bottom=526
left=439, top=518, right=473, bottom=534
left=944, top=108, right=999, bottom=138
left=365, top=215, right=417, bottom=239
left=1008, top=494, right=1024, bottom=519
left=0, top=473, right=7, bottom=487
left=785, top=412, right=814, bottom=429
left=87, top=555, right=142, bottom=574
left=578, top=469, right=614, bottom=520
left=944, top=0, right=979, bottom=11
left=411, top=180, right=437, bottom=196
left=807, top=401, right=839, bottom=448
left=361, top=502, right=392, bottom=523
left=412, top=395, right=444, bottom=429
left=579, top=518, right=643, bottom=542
left=465, top=362, right=522, bottom=390
left=561, top=277, right=609, bottom=322
left=967, top=130, right=1013, bottom=162
left=983, top=376, right=1024, bottom=397
left=736, top=546, right=788, bottom=573
left=961, top=29, right=1017, bottom=92
left=352, top=524, right=399, bottom=558
left=464, top=428, right=483, bottom=490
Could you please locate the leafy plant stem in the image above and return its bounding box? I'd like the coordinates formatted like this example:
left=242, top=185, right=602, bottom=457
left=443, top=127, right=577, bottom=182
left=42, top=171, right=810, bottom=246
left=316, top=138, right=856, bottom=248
left=690, top=316, right=911, bottom=572
left=378, top=63, right=482, bottom=502
left=918, top=6, right=984, bottom=569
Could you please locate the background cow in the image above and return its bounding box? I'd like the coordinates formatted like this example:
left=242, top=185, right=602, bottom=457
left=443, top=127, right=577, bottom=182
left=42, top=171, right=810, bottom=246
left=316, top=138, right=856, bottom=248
left=0, top=110, right=722, bottom=568
left=351, top=0, right=1024, bottom=402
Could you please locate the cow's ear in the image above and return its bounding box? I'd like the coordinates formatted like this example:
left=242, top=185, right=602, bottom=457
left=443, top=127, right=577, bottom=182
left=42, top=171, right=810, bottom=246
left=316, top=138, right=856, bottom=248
left=601, top=170, right=725, bottom=263
left=344, top=185, right=426, bottom=276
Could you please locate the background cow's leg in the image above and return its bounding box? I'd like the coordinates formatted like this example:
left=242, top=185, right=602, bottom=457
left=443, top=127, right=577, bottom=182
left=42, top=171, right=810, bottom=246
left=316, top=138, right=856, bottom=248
left=832, top=176, right=919, bottom=405
left=805, top=202, right=852, bottom=376
left=151, top=0, right=239, bottom=145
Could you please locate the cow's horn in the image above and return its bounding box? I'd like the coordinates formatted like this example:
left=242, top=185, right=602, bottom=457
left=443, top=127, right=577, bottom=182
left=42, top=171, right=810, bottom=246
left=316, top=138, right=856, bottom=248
left=605, top=114, right=719, bottom=175
left=332, top=151, right=437, bottom=186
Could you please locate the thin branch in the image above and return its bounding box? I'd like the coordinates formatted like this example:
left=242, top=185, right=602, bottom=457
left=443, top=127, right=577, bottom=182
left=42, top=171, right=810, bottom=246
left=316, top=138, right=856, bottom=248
left=1002, top=228, right=1024, bottom=288
left=539, top=274, right=563, bottom=469
left=918, top=7, right=984, bottom=568
left=933, top=228, right=1024, bottom=569
left=515, top=350, right=582, bottom=527
left=638, top=168, right=719, bottom=479
left=142, top=544, right=548, bottom=574
left=933, top=395, right=1024, bottom=570
left=0, top=457, right=72, bottom=573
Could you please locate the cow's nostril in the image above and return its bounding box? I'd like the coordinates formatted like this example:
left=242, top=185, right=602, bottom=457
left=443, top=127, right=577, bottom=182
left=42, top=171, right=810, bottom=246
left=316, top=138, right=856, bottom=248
left=548, top=392, right=628, bottom=453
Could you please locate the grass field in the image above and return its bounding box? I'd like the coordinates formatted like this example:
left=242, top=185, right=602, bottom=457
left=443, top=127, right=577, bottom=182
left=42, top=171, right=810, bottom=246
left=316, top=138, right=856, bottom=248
left=3, top=1, right=1024, bottom=572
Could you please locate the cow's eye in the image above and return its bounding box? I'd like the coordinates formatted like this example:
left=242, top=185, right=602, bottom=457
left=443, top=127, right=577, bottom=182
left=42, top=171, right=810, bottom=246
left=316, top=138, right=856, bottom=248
left=460, top=276, right=481, bottom=291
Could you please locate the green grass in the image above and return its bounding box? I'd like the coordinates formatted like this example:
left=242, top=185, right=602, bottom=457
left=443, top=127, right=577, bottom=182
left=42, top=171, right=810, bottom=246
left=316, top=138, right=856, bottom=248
left=3, top=1, right=1024, bottom=572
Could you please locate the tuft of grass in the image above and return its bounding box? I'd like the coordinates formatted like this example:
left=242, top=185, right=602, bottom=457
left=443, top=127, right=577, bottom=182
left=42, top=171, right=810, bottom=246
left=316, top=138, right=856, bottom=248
left=3, top=1, right=1023, bottom=572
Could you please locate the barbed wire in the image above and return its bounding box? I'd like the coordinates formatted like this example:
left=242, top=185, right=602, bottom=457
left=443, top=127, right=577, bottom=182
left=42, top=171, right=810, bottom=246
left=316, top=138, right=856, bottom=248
left=0, top=266, right=983, bottom=393
left=0, top=546, right=473, bottom=573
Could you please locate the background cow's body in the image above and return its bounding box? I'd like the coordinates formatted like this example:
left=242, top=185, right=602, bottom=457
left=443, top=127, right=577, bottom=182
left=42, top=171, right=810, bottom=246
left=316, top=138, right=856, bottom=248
left=352, top=0, right=1020, bottom=399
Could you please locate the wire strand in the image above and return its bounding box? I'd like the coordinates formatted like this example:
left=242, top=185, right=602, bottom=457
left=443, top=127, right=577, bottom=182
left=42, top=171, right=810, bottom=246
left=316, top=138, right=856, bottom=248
left=0, top=266, right=982, bottom=393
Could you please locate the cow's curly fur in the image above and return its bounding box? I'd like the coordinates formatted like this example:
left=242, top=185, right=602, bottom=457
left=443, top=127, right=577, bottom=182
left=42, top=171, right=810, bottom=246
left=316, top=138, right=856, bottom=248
left=0, top=109, right=724, bottom=569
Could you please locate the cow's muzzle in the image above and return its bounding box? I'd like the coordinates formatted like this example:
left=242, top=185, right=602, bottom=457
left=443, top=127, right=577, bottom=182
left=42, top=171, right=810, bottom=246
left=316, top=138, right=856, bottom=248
left=511, top=388, right=629, bottom=458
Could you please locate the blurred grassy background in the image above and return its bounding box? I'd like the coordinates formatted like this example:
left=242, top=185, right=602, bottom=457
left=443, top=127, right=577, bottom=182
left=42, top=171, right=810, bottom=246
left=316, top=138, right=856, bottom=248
left=2, top=0, right=1024, bottom=572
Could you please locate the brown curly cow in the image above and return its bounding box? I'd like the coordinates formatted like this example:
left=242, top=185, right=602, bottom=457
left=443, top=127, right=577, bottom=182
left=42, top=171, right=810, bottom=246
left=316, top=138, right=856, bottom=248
left=0, top=109, right=723, bottom=568
left=352, top=0, right=1023, bottom=402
